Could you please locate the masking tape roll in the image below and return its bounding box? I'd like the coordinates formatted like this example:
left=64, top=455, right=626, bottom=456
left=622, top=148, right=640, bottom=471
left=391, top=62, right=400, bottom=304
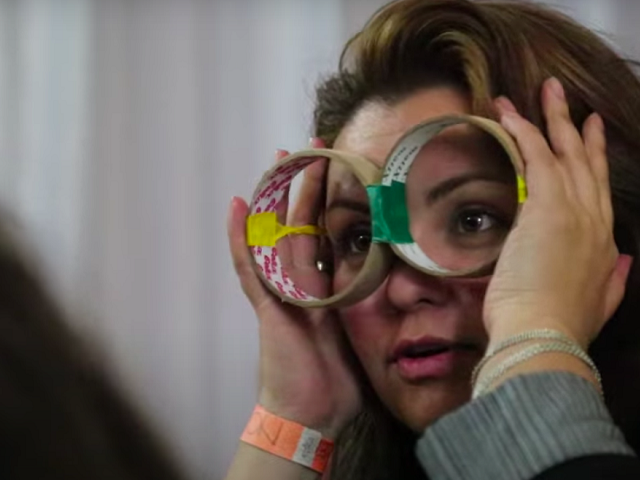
left=377, top=114, right=526, bottom=277
left=246, top=149, right=391, bottom=308
left=246, top=114, right=526, bottom=307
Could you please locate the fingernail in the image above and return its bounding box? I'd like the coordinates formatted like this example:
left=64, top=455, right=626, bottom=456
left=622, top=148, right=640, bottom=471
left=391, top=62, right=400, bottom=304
left=228, top=197, right=237, bottom=216
left=495, top=96, right=517, bottom=114
left=500, top=111, right=518, bottom=130
left=591, top=112, right=605, bottom=132
left=548, top=77, right=565, bottom=100
left=275, top=148, right=287, bottom=157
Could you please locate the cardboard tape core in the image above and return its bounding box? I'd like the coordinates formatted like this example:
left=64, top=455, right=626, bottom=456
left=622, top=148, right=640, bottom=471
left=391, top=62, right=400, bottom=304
left=247, top=149, right=390, bottom=308
left=378, top=115, right=526, bottom=276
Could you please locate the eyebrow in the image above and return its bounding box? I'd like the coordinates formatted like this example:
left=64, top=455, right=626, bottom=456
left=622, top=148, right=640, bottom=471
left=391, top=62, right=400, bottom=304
left=325, top=173, right=513, bottom=213
left=425, top=172, right=514, bottom=205
left=326, top=198, right=370, bottom=215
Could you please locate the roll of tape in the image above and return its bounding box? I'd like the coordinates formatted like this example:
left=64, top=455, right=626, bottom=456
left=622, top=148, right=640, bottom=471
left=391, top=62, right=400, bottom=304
left=246, top=148, right=391, bottom=308
left=246, top=114, right=526, bottom=307
left=376, top=114, right=526, bottom=277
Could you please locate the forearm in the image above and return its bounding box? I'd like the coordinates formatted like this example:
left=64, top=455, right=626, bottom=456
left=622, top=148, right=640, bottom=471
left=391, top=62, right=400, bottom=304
left=225, top=443, right=321, bottom=480
left=416, top=372, right=635, bottom=480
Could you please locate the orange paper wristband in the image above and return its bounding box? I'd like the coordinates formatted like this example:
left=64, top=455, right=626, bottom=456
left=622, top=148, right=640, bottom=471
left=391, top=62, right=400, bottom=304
left=240, top=405, right=334, bottom=474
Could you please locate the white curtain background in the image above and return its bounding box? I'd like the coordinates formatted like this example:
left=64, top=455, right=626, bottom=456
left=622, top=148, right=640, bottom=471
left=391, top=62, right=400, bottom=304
left=0, top=1, right=637, bottom=478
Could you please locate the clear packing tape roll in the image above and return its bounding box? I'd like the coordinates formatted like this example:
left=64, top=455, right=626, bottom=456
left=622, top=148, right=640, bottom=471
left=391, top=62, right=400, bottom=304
left=246, top=115, right=526, bottom=308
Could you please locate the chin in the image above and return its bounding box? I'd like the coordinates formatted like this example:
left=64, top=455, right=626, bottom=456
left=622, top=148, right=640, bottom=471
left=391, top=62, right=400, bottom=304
left=384, top=377, right=473, bottom=433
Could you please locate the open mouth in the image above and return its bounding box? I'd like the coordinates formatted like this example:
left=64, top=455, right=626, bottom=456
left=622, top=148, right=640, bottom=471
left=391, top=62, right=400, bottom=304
left=402, top=344, right=453, bottom=359
left=391, top=341, right=479, bottom=363
left=390, top=339, right=481, bottom=380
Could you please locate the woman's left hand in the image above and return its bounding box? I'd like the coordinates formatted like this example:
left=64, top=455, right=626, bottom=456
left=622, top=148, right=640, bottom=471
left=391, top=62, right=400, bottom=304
left=484, top=77, right=633, bottom=350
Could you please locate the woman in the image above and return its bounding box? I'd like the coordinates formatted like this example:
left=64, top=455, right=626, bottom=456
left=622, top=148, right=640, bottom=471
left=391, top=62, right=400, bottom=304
left=225, top=0, right=640, bottom=478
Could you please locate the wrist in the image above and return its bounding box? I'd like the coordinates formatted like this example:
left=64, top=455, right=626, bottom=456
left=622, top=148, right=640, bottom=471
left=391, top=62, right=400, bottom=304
left=480, top=350, right=600, bottom=394
left=472, top=328, right=602, bottom=398
left=258, top=391, right=345, bottom=440
left=485, top=316, right=588, bottom=350
left=240, top=405, right=335, bottom=475
left=228, top=441, right=321, bottom=480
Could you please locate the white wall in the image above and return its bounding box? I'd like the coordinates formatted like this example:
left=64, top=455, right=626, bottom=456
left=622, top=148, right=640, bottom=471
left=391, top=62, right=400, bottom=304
left=0, top=1, right=637, bottom=478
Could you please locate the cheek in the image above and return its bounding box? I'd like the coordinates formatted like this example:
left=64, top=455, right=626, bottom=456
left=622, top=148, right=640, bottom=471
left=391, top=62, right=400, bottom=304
left=452, top=276, right=490, bottom=329
left=459, top=276, right=489, bottom=303
left=338, top=291, right=389, bottom=364
left=337, top=276, right=489, bottom=367
left=332, top=268, right=350, bottom=293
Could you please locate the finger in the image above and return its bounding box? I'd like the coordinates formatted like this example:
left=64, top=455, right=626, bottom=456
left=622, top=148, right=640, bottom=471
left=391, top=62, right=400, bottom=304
left=542, top=78, right=598, bottom=210
left=582, top=112, right=613, bottom=228
left=310, top=137, right=325, bottom=149
left=276, top=137, right=324, bottom=225
left=289, top=159, right=327, bottom=224
left=227, top=196, right=271, bottom=309
left=311, top=137, right=328, bottom=229
left=289, top=137, right=327, bottom=225
left=275, top=138, right=330, bottom=298
left=494, top=96, right=518, bottom=116
left=603, top=254, right=634, bottom=322
left=541, top=78, right=586, bottom=162
left=499, top=110, right=565, bottom=202
left=275, top=148, right=289, bottom=163
left=274, top=148, right=291, bottom=224
left=279, top=141, right=325, bottom=225
left=287, top=137, right=327, bottom=277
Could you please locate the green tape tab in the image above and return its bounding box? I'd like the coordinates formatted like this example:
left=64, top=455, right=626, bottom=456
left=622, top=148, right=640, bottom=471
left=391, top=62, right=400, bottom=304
left=367, top=181, right=413, bottom=244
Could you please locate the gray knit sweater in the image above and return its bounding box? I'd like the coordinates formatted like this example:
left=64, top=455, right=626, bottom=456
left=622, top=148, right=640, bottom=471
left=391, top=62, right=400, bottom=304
left=416, top=372, right=636, bottom=480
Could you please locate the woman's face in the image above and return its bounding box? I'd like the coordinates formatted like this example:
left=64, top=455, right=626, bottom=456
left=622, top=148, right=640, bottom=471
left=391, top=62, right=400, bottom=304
left=324, top=87, right=517, bottom=431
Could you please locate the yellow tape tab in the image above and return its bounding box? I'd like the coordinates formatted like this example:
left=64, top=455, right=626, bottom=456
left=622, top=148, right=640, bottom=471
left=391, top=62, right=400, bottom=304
left=247, top=212, right=325, bottom=247
left=247, top=213, right=278, bottom=247
left=274, top=224, right=324, bottom=243
left=517, top=175, right=528, bottom=203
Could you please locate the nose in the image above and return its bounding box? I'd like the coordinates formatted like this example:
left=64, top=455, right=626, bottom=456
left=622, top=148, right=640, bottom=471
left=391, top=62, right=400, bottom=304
left=385, top=258, right=453, bottom=312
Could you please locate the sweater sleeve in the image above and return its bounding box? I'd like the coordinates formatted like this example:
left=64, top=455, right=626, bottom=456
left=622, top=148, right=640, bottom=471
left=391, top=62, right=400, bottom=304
left=415, top=372, right=636, bottom=480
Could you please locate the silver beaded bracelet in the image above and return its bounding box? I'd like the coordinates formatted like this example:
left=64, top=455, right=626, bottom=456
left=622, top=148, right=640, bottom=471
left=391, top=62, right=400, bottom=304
left=470, top=329, right=578, bottom=387
left=472, top=340, right=602, bottom=399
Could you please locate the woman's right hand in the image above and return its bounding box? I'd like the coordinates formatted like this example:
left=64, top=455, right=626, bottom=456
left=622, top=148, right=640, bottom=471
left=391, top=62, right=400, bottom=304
left=227, top=139, right=361, bottom=439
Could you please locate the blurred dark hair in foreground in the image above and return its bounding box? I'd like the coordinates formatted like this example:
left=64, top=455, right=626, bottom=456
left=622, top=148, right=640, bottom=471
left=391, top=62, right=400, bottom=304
left=0, top=210, right=187, bottom=480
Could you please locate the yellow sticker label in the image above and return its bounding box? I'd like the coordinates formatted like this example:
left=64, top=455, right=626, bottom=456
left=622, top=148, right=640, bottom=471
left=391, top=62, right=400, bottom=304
left=247, top=213, right=278, bottom=247
left=247, top=212, right=325, bottom=247
left=517, top=175, right=528, bottom=203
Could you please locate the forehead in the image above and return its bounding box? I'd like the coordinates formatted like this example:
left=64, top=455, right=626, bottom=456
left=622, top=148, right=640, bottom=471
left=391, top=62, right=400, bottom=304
left=327, top=87, right=473, bottom=197
left=333, top=87, right=471, bottom=167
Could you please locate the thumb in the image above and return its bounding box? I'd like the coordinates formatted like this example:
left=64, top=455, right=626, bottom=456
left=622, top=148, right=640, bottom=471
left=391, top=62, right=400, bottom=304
left=227, top=196, right=272, bottom=310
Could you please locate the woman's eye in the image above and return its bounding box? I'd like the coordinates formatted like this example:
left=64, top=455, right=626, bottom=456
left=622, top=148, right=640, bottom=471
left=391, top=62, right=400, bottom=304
left=348, top=231, right=372, bottom=253
left=332, top=224, right=372, bottom=257
left=455, top=209, right=500, bottom=234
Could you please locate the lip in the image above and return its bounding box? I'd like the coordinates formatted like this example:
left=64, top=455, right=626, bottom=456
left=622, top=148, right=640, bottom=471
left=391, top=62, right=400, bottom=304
left=389, top=336, right=480, bottom=381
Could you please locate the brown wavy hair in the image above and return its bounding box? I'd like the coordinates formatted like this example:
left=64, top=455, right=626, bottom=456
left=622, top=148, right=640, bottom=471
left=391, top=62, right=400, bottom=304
left=312, top=1, right=640, bottom=479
